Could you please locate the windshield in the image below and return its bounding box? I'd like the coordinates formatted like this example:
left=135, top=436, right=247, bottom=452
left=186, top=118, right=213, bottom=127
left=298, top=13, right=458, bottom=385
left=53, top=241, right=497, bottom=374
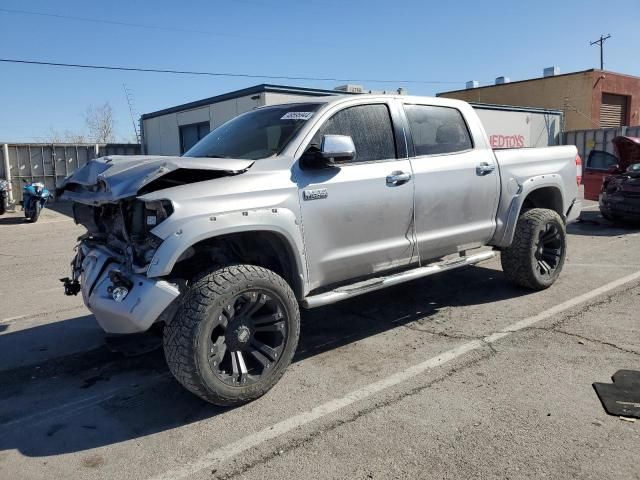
left=184, top=103, right=323, bottom=160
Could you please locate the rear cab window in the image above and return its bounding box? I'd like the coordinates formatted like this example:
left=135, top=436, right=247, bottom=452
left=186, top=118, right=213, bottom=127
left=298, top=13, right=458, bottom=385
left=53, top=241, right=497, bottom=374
left=404, top=104, right=473, bottom=156
left=311, top=103, right=397, bottom=163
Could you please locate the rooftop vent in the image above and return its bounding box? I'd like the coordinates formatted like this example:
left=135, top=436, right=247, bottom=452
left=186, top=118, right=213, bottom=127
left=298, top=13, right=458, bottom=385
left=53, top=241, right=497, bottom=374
left=543, top=66, right=560, bottom=77
left=466, top=80, right=479, bottom=89
left=495, top=76, right=510, bottom=85
left=334, top=84, right=364, bottom=93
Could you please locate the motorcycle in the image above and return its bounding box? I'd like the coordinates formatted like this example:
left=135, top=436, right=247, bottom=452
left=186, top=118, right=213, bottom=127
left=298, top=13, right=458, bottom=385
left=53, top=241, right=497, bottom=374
left=22, top=180, right=51, bottom=223
left=0, top=179, right=8, bottom=215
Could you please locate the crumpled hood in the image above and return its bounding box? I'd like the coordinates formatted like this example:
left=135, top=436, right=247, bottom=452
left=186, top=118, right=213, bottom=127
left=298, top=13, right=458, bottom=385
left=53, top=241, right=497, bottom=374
left=613, top=136, right=640, bottom=171
left=58, top=155, right=254, bottom=204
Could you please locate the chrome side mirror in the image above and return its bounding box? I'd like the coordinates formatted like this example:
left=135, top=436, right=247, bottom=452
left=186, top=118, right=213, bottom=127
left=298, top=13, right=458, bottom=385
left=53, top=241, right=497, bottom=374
left=320, top=135, right=355, bottom=164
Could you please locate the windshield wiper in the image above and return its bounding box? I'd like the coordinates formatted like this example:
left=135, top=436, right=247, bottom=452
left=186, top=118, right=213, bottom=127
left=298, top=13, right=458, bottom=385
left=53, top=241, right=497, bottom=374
left=205, top=154, right=232, bottom=159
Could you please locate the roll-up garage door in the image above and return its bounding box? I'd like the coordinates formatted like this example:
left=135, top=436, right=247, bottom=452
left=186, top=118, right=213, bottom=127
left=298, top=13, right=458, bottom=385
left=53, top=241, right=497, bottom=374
left=600, top=93, right=628, bottom=128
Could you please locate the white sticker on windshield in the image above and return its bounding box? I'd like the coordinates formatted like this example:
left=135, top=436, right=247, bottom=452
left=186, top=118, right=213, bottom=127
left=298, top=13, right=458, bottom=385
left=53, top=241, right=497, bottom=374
left=281, top=111, right=314, bottom=121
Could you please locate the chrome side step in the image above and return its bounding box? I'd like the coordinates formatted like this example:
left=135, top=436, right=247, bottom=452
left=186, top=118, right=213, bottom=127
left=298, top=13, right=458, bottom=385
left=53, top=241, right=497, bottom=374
left=301, top=250, right=496, bottom=309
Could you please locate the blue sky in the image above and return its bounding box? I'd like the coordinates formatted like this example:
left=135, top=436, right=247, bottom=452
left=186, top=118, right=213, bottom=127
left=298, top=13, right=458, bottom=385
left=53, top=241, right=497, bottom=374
left=1, top=0, right=639, bottom=142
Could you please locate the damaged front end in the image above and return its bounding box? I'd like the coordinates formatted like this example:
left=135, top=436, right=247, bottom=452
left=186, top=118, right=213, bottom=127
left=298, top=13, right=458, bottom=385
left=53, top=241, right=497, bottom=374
left=600, top=164, right=640, bottom=220
left=58, top=155, right=253, bottom=334
left=62, top=197, right=181, bottom=334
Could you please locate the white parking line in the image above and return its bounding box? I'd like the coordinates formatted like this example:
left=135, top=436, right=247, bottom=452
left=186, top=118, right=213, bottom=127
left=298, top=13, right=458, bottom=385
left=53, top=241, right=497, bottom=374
left=151, top=269, right=640, bottom=480
left=566, top=263, right=640, bottom=268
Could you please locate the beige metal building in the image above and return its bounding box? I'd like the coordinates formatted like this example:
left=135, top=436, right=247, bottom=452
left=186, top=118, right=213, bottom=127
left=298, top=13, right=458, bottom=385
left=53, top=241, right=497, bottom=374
left=140, top=84, right=349, bottom=155
left=437, top=68, right=640, bottom=132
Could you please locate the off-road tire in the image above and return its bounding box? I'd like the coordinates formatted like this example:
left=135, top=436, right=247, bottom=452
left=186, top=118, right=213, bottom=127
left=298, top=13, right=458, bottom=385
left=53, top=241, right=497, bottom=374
left=500, top=208, right=566, bottom=290
left=163, top=265, right=300, bottom=406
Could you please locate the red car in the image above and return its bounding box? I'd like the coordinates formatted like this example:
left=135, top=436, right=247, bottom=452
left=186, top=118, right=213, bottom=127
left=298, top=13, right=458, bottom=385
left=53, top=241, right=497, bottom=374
left=583, top=136, right=640, bottom=200
left=593, top=136, right=640, bottom=221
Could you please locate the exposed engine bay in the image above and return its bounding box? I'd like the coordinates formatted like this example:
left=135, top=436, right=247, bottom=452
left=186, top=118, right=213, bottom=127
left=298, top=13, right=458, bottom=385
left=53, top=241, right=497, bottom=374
left=72, top=199, right=173, bottom=269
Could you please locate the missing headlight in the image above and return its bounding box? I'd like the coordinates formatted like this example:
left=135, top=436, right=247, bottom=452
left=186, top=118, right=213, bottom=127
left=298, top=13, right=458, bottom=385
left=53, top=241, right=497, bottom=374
left=126, top=199, right=173, bottom=266
left=145, top=200, right=174, bottom=228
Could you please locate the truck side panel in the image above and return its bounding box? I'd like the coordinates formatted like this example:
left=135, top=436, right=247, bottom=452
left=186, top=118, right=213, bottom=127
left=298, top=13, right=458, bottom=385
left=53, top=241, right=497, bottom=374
left=490, top=146, right=580, bottom=248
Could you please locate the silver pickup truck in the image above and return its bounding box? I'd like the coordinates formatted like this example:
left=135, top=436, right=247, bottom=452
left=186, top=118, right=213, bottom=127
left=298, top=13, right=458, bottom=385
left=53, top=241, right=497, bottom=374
left=60, top=94, right=581, bottom=405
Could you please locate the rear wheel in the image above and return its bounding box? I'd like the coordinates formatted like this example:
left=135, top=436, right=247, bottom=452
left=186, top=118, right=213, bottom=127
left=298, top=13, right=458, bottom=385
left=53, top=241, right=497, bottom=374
left=0, top=193, right=6, bottom=215
left=501, top=208, right=566, bottom=290
left=163, top=265, right=300, bottom=406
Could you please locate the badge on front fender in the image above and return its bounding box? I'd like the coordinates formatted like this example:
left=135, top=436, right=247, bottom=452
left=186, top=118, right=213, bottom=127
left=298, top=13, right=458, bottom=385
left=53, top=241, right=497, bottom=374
left=303, top=188, right=328, bottom=201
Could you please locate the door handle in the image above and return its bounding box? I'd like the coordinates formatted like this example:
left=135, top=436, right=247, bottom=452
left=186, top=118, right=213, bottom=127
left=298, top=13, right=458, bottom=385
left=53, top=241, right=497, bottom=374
left=386, top=171, right=412, bottom=186
left=476, top=162, right=496, bottom=176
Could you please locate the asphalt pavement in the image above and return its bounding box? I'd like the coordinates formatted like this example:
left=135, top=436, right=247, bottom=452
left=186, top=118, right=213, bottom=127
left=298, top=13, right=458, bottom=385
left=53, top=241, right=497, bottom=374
left=0, top=201, right=638, bottom=480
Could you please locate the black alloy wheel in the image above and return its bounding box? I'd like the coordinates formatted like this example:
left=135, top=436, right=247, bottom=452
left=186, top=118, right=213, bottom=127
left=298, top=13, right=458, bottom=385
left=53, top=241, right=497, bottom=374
left=534, top=222, right=563, bottom=277
left=207, top=289, right=287, bottom=387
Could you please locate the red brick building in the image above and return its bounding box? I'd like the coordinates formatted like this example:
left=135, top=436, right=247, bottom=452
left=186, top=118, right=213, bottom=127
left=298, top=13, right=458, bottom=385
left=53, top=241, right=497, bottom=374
left=438, top=69, right=640, bottom=131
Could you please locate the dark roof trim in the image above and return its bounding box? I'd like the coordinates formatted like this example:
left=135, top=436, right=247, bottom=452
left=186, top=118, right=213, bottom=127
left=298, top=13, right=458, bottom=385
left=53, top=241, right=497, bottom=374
left=141, top=84, right=350, bottom=120
left=437, top=69, right=596, bottom=96
left=470, top=102, right=562, bottom=115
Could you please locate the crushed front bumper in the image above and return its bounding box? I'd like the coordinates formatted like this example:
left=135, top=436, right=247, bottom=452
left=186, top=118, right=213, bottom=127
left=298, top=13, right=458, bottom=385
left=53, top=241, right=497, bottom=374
left=78, top=245, right=180, bottom=334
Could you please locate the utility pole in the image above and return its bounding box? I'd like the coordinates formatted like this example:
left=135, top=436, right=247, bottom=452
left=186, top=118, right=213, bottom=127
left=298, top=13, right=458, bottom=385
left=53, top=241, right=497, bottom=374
left=590, top=34, right=611, bottom=70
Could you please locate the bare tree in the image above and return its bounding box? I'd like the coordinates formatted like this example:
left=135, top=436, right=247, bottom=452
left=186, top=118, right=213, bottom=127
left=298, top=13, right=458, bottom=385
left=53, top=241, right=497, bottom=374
left=63, top=131, right=87, bottom=143
left=85, top=102, right=115, bottom=143
left=46, top=128, right=87, bottom=143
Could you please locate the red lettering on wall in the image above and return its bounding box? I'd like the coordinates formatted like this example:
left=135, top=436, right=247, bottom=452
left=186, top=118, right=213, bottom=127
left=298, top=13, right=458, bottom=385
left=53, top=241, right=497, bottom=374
left=489, top=134, right=525, bottom=149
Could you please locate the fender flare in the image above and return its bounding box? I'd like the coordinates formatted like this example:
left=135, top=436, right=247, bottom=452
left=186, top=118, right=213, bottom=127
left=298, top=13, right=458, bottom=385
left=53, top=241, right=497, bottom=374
left=490, top=174, right=566, bottom=248
left=146, top=208, right=308, bottom=295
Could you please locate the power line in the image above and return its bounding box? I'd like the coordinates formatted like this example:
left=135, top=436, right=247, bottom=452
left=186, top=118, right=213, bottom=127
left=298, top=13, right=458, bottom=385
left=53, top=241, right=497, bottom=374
left=0, top=7, right=337, bottom=46
left=0, top=7, right=258, bottom=40
left=0, top=58, right=471, bottom=85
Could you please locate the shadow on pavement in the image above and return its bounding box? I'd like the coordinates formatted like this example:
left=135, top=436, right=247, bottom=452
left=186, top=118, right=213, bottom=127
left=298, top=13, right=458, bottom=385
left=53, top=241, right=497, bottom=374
left=0, top=216, right=27, bottom=226
left=570, top=210, right=640, bottom=237
left=0, top=263, right=529, bottom=457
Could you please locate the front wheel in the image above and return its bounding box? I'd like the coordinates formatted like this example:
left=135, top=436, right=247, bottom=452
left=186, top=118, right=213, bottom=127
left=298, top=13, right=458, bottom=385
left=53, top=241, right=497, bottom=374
left=0, top=193, right=6, bottom=215
left=163, top=265, right=300, bottom=406
left=26, top=199, right=41, bottom=223
left=501, top=208, right=567, bottom=290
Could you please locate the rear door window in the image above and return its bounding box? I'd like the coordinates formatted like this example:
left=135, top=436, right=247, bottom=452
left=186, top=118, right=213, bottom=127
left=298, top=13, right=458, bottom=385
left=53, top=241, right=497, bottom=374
left=404, top=104, right=473, bottom=156
left=312, top=104, right=397, bottom=163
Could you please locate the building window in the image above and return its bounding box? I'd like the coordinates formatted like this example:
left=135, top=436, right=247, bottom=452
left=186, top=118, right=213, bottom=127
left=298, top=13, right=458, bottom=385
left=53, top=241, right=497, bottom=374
left=600, top=93, right=629, bottom=128
left=180, top=122, right=210, bottom=154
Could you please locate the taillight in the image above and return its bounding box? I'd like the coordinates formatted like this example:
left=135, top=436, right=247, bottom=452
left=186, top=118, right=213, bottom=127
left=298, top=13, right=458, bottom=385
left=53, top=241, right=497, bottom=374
left=575, top=154, right=582, bottom=186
